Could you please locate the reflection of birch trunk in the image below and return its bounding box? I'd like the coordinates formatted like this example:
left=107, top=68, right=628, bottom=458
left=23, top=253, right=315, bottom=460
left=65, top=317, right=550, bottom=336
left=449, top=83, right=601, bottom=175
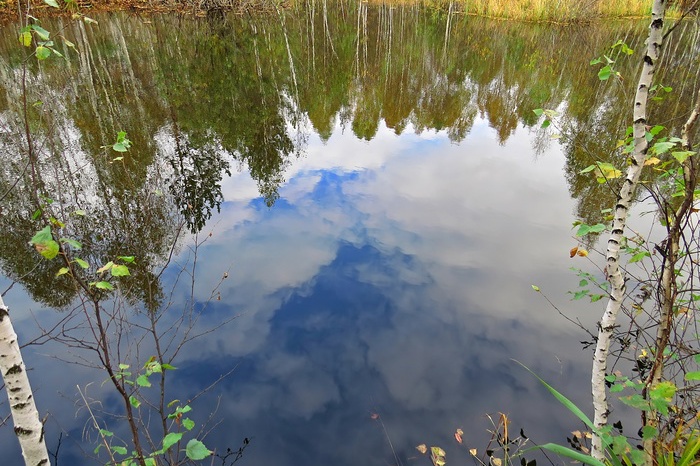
left=590, top=0, right=666, bottom=460
left=309, top=0, right=315, bottom=72
left=443, top=1, right=453, bottom=57
left=385, top=5, right=392, bottom=87
left=276, top=5, right=299, bottom=100
left=75, top=20, right=108, bottom=139
left=0, top=295, right=51, bottom=466
left=323, top=0, right=337, bottom=58
left=355, top=1, right=361, bottom=79
left=251, top=23, right=264, bottom=82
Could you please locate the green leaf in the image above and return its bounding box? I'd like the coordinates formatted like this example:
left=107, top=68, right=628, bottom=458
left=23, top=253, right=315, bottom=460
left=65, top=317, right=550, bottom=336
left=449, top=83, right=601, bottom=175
left=641, top=426, right=658, bottom=440
left=538, top=443, right=606, bottom=466
left=136, top=374, right=151, bottom=387
left=186, top=439, right=212, bottom=460
left=649, top=125, right=665, bottom=136
left=60, top=238, right=82, bottom=249
left=182, top=418, right=195, bottom=431
left=650, top=381, right=676, bottom=400
left=74, top=258, right=89, bottom=269
left=99, top=429, right=114, bottom=437
left=118, top=255, right=135, bottom=263
left=129, top=396, right=141, bottom=408
left=620, top=394, right=650, bottom=411
left=629, top=252, right=650, bottom=263
left=97, top=261, right=114, bottom=274
left=118, top=363, right=130, bottom=370
left=56, top=267, right=70, bottom=277
left=576, top=224, right=591, bottom=236
left=112, top=445, right=127, bottom=455
left=533, top=108, right=544, bottom=117
left=162, top=432, right=183, bottom=451
left=684, top=371, right=700, bottom=381
left=111, top=264, right=130, bottom=277
left=161, top=363, right=177, bottom=371
left=73, top=209, right=86, bottom=216
left=63, top=38, right=76, bottom=48
left=31, top=226, right=60, bottom=259
left=31, top=25, right=50, bottom=40
left=611, top=435, right=629, bottom=455
left=531, top=285, right=540, bottom=292
left=92, top=281, right=114, bottom=290
left=541, top=119, right=551, bottom=129
left=48, top=47, right=64, bottom=59
left=36, top=46, right=51, bottom=60
left=672, top=151, right=695, bottom=164
left=653, top=141, right=676, bottom=155
left=598, top=65, right=612, bottom=81
left=580, top=164, right=597, bottom=174
left=179, top=405, right=192, bottom=414
left=44, top=0, right=60, bottom=7
left=31, top=226, right=53, bottom=244
left=112, top=143, right=128, bottom=152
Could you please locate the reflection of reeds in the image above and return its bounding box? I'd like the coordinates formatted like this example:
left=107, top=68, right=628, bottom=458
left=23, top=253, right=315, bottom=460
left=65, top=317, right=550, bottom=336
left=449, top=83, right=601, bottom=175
left=359, top=0, right=675, bottom=22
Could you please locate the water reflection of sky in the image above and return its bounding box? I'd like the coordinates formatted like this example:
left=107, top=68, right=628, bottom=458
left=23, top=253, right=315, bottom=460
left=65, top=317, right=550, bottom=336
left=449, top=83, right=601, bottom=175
left=3, top=118, right=616, bottom=465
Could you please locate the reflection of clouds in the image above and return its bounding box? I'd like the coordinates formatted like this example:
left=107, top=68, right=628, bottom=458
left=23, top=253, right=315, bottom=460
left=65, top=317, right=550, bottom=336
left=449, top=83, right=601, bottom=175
left=0, top=117, right=607, bottom=465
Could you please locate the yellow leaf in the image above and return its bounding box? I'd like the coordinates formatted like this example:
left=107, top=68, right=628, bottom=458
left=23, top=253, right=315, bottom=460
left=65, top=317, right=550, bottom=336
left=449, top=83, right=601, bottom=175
left=19, top=31, right=32, bottom=47
left=492, top=458, right=503, bottom=466
left=416, top=444, right=428, bottom=454
left=470, top=449, right=478, bottom=456
left=577, top=249, right=589, bottom=257
left=569, top=246, right=578, bottom=258
left=431, top=447, right=446, bottom=457
left=645, top=156, right=661, bottom=166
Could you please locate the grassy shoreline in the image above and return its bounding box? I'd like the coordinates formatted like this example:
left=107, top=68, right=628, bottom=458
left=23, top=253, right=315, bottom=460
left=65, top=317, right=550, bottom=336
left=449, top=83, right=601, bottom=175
left=0, top=0, right=688, bottom=25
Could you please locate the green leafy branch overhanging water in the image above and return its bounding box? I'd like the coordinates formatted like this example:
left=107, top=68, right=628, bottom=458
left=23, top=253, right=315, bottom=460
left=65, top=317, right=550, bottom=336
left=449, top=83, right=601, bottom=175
left=529, top=1, right=700, bottom=465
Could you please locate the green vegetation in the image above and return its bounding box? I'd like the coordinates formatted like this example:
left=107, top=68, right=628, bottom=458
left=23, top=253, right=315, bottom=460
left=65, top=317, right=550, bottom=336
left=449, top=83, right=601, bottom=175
left=0, top=0, right=690, bottom=23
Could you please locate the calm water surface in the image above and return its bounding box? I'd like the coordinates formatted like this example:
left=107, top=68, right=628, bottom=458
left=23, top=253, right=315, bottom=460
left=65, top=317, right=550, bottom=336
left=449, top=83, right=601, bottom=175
left=1, top=5, right=699, bottom=465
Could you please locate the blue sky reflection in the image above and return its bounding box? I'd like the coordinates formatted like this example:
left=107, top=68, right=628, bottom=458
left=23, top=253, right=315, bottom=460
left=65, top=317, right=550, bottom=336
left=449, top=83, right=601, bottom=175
left=161, top=119, right=609, bottom=465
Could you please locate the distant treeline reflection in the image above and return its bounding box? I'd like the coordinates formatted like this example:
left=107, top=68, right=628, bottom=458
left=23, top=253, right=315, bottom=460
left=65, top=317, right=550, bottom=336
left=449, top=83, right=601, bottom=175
left=0, top=4, right=699, bottom=307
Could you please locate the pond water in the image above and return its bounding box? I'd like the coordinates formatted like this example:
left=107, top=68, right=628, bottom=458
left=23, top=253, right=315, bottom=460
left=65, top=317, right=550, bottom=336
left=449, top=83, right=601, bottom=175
left=1, top=4, right=700, bottom=466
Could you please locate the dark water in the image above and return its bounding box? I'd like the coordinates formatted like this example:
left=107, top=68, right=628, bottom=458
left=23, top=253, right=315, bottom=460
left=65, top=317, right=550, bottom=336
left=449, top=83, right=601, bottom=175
left=0, top=5, right=699, bottom=465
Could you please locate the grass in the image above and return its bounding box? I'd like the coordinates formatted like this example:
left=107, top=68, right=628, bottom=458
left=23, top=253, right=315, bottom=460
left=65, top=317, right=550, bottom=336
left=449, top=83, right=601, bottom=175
left=0, top=0, right=687, bottom=27
left=365, top=0, right=684, bottom=22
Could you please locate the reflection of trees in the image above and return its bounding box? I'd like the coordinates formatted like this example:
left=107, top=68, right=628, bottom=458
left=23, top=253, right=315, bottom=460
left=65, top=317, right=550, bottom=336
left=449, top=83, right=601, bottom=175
left=1, top=8, right=699, bottom=284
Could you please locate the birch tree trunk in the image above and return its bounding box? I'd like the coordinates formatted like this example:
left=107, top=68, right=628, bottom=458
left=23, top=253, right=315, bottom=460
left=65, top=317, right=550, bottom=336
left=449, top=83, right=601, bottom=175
left=590, top=0, right=667, bottom=460
left=0, top=294, right=51, bottom=466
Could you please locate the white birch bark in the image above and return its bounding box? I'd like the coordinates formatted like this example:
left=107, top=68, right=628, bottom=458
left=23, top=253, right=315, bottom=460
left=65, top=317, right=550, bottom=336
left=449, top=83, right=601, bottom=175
left=590, top=0, right=666, bottom=459
left=0, top=294, right=50, bottom=466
